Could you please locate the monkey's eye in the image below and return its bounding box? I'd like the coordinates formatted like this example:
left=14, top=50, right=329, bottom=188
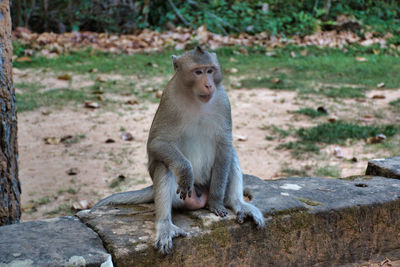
left=194, top=70, right=203, bottom=75
left=207, top=69, right=213, bottom=74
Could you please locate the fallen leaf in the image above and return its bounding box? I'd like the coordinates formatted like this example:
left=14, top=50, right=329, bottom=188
left=16, top=56, right=31, bottom=62
left=105, top=138, right=115, bottom=143
left=265, top=51, right=277, bottom=57
left=355, top=98, right=367, bottom=103
left=60, top=135, right=73, bottom=143
left=270, top=77, right=281, bottom=84
left=89, top=68, right=98, bottom=73
left=290, top=51, right=297, bottom=58
left=300, top=50, right=308, bottom=56
left=44, top=137, right=59, bottom=145
left=96, top=76, right=107, bottom=82
left=121, top=132, right=134, bottom=141
left=41, top=110, right=51, bottom=116
left=372, top=94, right=385, bottom=99
left=97, top=95, right=104, bottom=102
left=155, top=90, right=163, bottom=98
left=66, top=167, right=79, bottom=175
left=317, top=106, right=329, bottom=114
left=361, top=115, right=374, bottom=122
left=366, top=134, right=386, bottom=144
left=333, top=147, right=344, bottom=158
left=145, top=62, right=159, bottom=68
left=233, top=134, right=247, bottom=141
left=355, top=57, right=367, bottom=62
left=351, top=157, right=358, bottom=162
left=328, top=117, right=337, bottom=123
left=226, top=68, right=238, bottom=73
left=377, top=82, right=385, bottom=88
left=84, top=101, right=100, bottom=109
left=57, top=74, right=72, bottom=81
left=125, top=99, right=139, bottom=105
left=72, top=200, right=89, bottom=211
left=92, top=90, right=104, bottom=95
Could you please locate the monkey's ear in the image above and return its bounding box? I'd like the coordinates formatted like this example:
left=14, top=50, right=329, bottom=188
left=195, top=46, right=205, bottom=54
left=171, top=55, right=179, bottom=71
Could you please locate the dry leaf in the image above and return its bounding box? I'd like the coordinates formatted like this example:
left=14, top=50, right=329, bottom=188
left=60, top=135, right=73, bottom=143
left=89, top=68, right=98, bottom=73
left=328, top=117, right=337, bottom=123
left=105, top=138, right=115, bottom=143
left=72, top=200, right=89, bottom=211
left=155, top=90, right=163, bottom=98
left=361, top=115, right=374, bottom=122
left=355, top=57, right=367, bottom=62
left=372, top=94, right=385, bottom=99
left=16, top=56, right=31, bottom=62
left=57, top=74, right=72, bottom=81
left=376, top=82, right=385, bottom=88
left=121, top=132, right=134, bottom=141
left=96, top=76, right=107, bottom=82
left=333, top=147, right=344, bottom=158
left=226, top=68, right=238, bottom=73
left=233, top=134, right=248, bottom=141
left=66, top=167, right=79, bottom=175
left=84, top=101, right=100, bottom=109
left=41, top=110, right=51, bottom=116
left=290, top=51, right=297, bottom=58
left=366, top=134, right=386, bottom=144
left=270, top=77, right=281, bottom=84
left=44, top=137, right=59, bottom=145
left=317, top=106, right=329, bottom=114
left=97, top=95, right=104, bottom=102
left=125, top=99, right=139, bottom=105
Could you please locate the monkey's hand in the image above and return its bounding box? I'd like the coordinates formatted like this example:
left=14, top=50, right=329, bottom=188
left=208, top=201, right=228, bottom=217
left=176, top=166, right=194, bottom=200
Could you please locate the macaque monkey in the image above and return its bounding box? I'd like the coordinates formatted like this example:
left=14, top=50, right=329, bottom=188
left=93, top=46, right=265, bottom=254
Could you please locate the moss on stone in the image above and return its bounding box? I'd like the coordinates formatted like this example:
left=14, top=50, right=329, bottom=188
left=297, top=197, right=323, bottom=206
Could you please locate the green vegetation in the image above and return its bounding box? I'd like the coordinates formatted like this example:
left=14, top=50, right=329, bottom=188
left=281, top=168, right=309, bottom=177
left=314, top=165, right=341, bottom=178
left=297, top=122, right=397, bottom=144
left=390, top=98, right=400, bottom=109
left=277, top=141, right=320, bottom=157
left=301, top=86, right=366, bottom=98
left=294, top=108, right=327, bottom=118
left=17, top=87, right=91, bottom=112
left=297, top=197, right=323, bottom=206
left=11, top=0, right=400, bottom=36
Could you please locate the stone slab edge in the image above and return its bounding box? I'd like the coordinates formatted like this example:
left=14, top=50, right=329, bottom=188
left=78, top=175, right=400, bottom=267
left=0, top=216, right=113, bottom=267
left=366, top=156, right=400, bottom=179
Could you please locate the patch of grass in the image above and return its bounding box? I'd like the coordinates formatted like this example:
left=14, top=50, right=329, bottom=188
left=390, top=98, right=400, bottom=109
left=277, top=141, right=320, bottom=157
left=16, top=88, right=92, bottom=112
left=36, top=196, right=51, bottom=206
left=294, top=107, right=328, bottom=118
left=314, top=165, right=341, bottom=178
left=43, top=204, right=73, bottom=217
left=297, top=122, right=398, bottom=144
left=300, top=86, right=366, bottom=98
left=281, top=168, right=309, bottom=177
left=240, top=75, right=300, bottom=90
left=14, top=82, right=44, bottom=92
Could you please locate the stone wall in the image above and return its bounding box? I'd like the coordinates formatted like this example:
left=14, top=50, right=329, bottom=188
left=1, top=157, right=400, bottom=266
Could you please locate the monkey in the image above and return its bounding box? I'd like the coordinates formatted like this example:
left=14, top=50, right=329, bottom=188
left=93, top=46, right=265, bottom=254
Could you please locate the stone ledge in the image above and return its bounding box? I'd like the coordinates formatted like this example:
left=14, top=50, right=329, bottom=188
left=0, top=216, right=112, bottom=266
left=77, top=175, right=400, bottom=266
left=366, top=156, right=400, bottom=179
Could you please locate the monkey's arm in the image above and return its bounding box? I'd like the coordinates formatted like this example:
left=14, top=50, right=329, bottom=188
left=148, top=138, right=194, bottom=199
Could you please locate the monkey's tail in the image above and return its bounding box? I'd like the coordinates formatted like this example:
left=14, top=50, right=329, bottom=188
left=92, top=185, right=154, bottom=209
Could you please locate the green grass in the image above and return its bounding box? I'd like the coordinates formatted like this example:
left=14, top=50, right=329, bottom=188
left=17, top=88, right=92, bottom=112
left=294, top=107, right=328, bottom=118
left=314, top=165, right=341, bottom=178
left=277, top=141, right=320, bottom=157
left=281, top=168, right=309, bottom=177
left=390, top=98, right=400, bottom=109
left=300, top=86, right=366, bottom=98
left=297, top=122, right=398, bottom=144
left=240, top=75, right=300, bottom=90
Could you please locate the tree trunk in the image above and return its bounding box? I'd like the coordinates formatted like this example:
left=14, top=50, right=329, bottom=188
left=0, top=0, right=21, bottom=225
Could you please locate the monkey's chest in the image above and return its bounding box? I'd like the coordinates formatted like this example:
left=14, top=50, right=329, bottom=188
left=179, top=124, right=216, bottom=185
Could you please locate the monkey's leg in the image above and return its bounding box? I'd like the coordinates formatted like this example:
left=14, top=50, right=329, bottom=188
left=153, top=163, right=187, bottom=254
left=224, top=151, right=265, bottom=228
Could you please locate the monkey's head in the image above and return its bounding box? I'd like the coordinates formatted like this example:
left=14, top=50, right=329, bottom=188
left=171, top=46, right=222, bottom=103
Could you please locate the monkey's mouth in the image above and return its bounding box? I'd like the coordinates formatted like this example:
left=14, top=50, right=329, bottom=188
left=198, top=94, right=212, bottom=102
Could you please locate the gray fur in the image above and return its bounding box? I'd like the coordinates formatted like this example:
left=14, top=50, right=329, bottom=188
left=93, top=47, right=265, bottom=255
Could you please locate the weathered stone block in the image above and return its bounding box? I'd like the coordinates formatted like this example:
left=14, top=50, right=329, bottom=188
left=0, top=216, right=112, bottom=266
left=78, top=175, right=400, bottom=266
left=366, top=156, right=400, bottom=179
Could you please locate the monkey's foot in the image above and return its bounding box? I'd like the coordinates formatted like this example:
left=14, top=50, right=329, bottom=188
left=155, top=223, right=187, bottom=255
left=208, top=202, right=228, bottom=217
left=236, top=202, right=265, bottom=228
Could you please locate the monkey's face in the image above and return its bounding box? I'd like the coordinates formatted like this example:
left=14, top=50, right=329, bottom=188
left=172, top=47, right=222, bottom=104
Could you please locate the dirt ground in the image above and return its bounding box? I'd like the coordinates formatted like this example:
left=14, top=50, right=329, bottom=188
left=14, top=69, right=400, bottom=222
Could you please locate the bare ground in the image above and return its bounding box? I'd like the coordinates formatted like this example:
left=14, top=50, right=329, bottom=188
left=15, top=70, right=400, bottom=221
